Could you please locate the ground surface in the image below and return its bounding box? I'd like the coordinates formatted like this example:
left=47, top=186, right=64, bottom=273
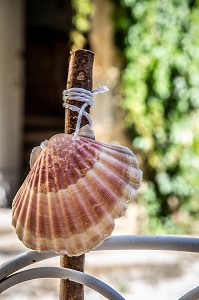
left=0, top=208, right=199, bottom=300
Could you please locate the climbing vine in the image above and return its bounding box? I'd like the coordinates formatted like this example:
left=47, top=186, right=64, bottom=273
left=112, top=0, right=199, bottom=233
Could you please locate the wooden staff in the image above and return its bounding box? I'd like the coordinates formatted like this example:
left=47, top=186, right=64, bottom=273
left=59, top=49, right=94, bottom=300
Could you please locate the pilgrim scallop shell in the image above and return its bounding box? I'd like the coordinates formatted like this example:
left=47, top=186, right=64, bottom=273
left=12, top=130, right=142, bottom=256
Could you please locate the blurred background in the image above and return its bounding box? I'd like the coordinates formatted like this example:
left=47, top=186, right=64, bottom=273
left=1, top=0, right=199, bottom=299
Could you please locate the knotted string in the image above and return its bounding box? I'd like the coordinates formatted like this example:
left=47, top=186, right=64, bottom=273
left=63, top=86, right=109, bottom=139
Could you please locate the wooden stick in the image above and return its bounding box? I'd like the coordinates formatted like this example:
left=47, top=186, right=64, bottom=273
left=59, top=49, right=94, bottom=300
left=65, top=49, right=94, bottom=134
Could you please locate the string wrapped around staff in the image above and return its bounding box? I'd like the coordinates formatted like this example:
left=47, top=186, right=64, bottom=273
left=63, top=86, right=109, bottom=139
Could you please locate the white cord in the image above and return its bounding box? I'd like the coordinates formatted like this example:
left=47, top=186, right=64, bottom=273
left=63, top=86, right=109, bottom=139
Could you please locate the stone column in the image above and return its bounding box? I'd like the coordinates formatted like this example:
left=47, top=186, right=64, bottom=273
left=89, top=0, right=130, bottom=147
left=0, top=0, right=24, bottom=206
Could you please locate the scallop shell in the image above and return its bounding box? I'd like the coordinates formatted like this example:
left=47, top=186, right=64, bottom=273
left=12, top=132, right=142, bottom=256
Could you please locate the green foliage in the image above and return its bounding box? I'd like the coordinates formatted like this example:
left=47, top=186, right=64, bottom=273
left=70, top=0, right=94, bottom=49
left=112, top=0, right=199, bottom=233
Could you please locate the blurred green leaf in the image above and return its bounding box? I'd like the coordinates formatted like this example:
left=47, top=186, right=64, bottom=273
left=112, top=0, right=199, bottom=233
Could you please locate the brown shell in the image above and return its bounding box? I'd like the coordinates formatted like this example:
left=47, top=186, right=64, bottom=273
left=12, top=133, right=142, bottom=256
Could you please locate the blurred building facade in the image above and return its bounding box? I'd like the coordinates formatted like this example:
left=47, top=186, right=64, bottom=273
left=0, top=0, right=127, bottom=207
left=0, top=0, right=72, bottom=206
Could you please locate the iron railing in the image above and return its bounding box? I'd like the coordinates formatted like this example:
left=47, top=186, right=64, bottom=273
left=0, top=235, right=199, bottom=299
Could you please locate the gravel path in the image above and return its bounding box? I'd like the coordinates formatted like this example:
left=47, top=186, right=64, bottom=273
left=1, top=208, right=199, bottom=300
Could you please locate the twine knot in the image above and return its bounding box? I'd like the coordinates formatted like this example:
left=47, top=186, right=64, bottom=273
left=63, top=86, right=108, bottom=139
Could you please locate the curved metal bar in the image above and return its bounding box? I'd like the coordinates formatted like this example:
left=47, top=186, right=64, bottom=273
left=0, top=251, right=56, bottom=281
left=0, top=267, right=125, bottom=300
left=179, top=285, right=199, bottom=300
left=96, top=235, right=199, bottom=252
left=1, top=235, right=199, bottom=281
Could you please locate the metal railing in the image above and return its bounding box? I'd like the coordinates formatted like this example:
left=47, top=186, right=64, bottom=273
left=0, top=235, right=199, bottom=299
